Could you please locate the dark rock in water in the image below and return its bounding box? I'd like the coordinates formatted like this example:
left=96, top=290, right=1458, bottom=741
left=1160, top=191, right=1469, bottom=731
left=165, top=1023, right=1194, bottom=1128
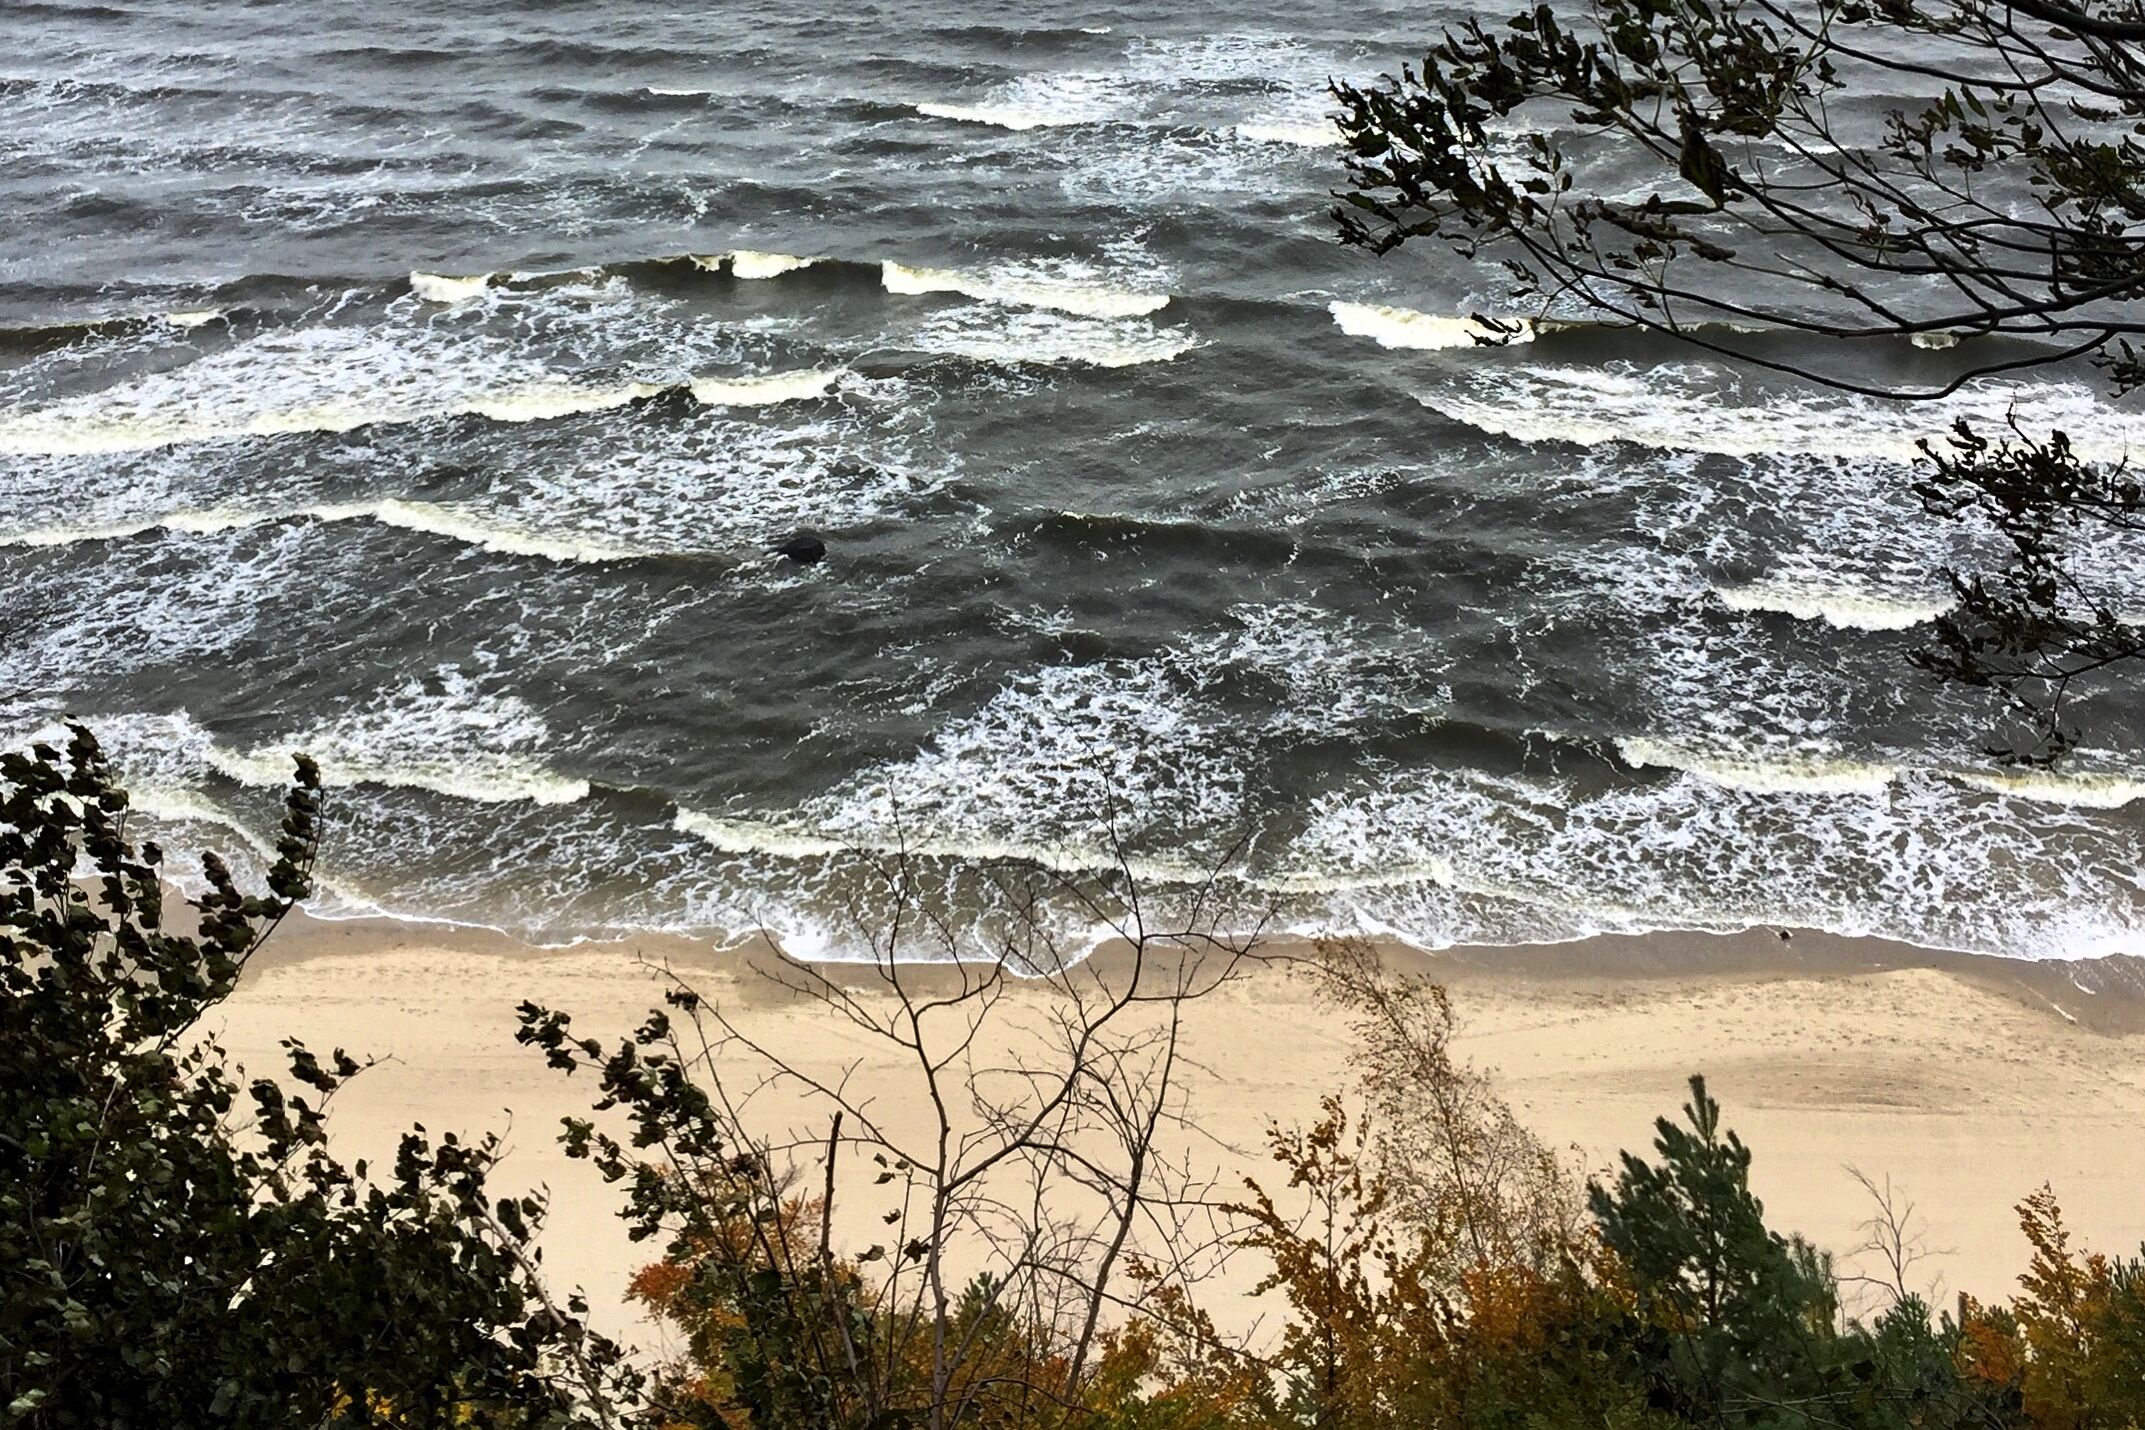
left=772, top=532, right=827, bottom=565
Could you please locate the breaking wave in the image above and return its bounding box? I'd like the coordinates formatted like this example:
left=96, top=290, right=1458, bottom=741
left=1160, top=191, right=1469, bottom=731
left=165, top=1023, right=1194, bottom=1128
left=1952, top=766, right=2145, bottom=810
left=687, top=368, right=844, bottom=405
left=1330, top=301, right=1536, bottom=351
left=0, top=499, right=649, bottom=563
left=1431, top=362, right=2145, bottom=463
left=1232, top=118, right=1339, bottom=146
left=410, top=270, right=494, bottom=303
left=902, top=304, right=1197, bottom=367
left=1714, top=576, right=1954, bottom=631
left=672, top=807, right=1208, bottom=885
left=0, top=344, right=842, bottom=455
left=915, top=101, right=1070, bottom=130
left=882, top=259, right=1170, bottom=318
left=686, top=250, right=823, bottom=278
left=0, top=376, right=655, bottom=455
left=0, top=376, right=917, bottom=564
left=911, top=70, right=1132, bottom=131
left=58, top=681, right=590, bottom=809
left=1617, top=736, right=1899, bottom=796
left=1618, top=735, right=2145, bottom=808
left=0, top=353, right=673, bottom=455
left=1287, top=763, right=2140, bottom=959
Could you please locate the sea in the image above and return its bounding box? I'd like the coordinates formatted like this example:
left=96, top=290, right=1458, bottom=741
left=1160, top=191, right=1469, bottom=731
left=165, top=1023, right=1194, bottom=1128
left=4, top=0, right=2142, bottom=961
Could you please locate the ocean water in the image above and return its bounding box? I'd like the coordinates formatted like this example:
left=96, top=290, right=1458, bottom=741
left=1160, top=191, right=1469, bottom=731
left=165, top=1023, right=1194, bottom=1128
left=4, top=0, right=2142, bottom=959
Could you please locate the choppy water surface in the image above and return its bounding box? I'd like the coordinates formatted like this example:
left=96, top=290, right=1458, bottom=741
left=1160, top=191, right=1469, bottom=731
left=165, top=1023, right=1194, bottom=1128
left=5, top=0, right=2142, bottom=958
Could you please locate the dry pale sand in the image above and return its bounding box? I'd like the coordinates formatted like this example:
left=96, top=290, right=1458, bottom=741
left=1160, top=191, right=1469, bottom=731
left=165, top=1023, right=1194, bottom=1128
left=209, top=915, right=2145, bottom=1355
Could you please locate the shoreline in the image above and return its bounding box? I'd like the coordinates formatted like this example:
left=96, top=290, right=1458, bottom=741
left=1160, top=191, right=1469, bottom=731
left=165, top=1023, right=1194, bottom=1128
left=261, top=904, right=2145, bottom=1032
left=211, top=908, right=2145, bottom=1353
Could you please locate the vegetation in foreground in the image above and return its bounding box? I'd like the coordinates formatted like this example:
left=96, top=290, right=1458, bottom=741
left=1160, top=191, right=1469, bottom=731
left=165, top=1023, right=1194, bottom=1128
left=5, top=731, right=2145, bottom=1428
left=15, top=0, right=2145, bottom=1419
left=1328, top=0, right=2145, bottom=765
left=0, top=730, right=639, bottom=1427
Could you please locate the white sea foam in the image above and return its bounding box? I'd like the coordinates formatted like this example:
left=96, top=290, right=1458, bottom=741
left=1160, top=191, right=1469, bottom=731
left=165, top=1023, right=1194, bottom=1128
left=882, top=260, right=1170, bottom=319
left=688, top=368, right=843, bottom=406
left=671, top=810, right=851, bottom=861
left=915, top=101, right=1061, bottom=131
left=1714, top=576, right=1953, bottom=631
left=677, top=609, right=1434, bottom=892
left=0, top=410, right=944, bottom=563
left=506, top=402, right=948, bottom=550
left=458, top=379, right=671, bottom=423
left=728, top=250, right=820, bottom=279
left=684, top=250, right=822, bottom=278
left=645, top=84, right=714, bottom=96
left=162, top=309, right=223, bottom=329
left=2, top=505, right=264, bottom=547
left=0, top=522, right=320, bottom=703
left=1953, top=766, right=2145, bottom=809
left=672, top=806, right=1208, bottom=883
left=1233, top=118, right=1341, bottom=146
left=0, top=377, right=669, bottom=455
left=1617, top=735, right=1899, bottom=795
left=797, top=660, right=1243, bottom=864
left=204, top=671, right=589, bottom=806
left=915, top=71, right=1132, bottom=132
left=409, top=270, right=493, bottom=304
left=1432, top=361, right=2145, bottom=464
left=1115, top=33, right=1329, bottom=89
left=0, top=391, right=953, bottom=566
left=9, top=712, right=299, bottom=876
left=1331, top=301, right=1536, bottom=351
left=1618, top=733, right=2145, bottom=810
left=1287, top=761, right=2142, bottom=960
left=18, top=686, right=585, bottom=824
left=904, top=305, right=1197, bottom=368
left=352, top=498, right=649, bottom=562
left=0, top=310, right=682, bottom=456
left=125, top=784, right=282, bottom=860
left=0, top=274, right=718, bottom=455
left=1184, top=600, right=1429, bottom=737
left=205, top=740, right=587, bottom=806
left=0, top=497, right=648, bottom=563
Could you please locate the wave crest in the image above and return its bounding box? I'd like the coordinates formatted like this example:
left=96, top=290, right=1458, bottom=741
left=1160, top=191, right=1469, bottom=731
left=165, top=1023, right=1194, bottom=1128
left=883, top=260, right=1170, bottom=319
left=0, top=374, right=670, bottom=456
left=1233, top=118, right=1340, bottom=147
left=904, top=306, right=1197, bottom=368
left=1619, top=735, right=2145, bottom=808
left=687, top=250, right=823, bottom=279
left=1617, top=736, right=1899, bottom=795
left=410, top=271, right=494, bottom=304
left=0, top=352, right=837, bottom=456
left=0, top=499, right=649, bottom=563
left=221, top=674, right=587, bottom=806
left=1954, top=766, right=2145, bottom=809
left=1432, top=362, right=2145, bottom=463
left=688, top=368, right=843, bottom=405
left=1331, top=301, right=1536, bottom=351
left=915, top=101, right=1066, bottom=131
left=1714, top=576, right=1953, bottom=631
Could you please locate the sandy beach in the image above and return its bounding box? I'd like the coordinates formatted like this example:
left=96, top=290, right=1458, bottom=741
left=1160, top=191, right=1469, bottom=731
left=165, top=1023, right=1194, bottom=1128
left=211, top=915, right=2145, bottom=1354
